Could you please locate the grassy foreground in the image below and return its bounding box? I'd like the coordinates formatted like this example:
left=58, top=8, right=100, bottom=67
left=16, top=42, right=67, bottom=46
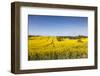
left=28, top=36, right=88, bottom=60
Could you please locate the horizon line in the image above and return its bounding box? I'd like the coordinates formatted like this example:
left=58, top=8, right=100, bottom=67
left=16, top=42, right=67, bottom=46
left=28, top=35, right=88, bottom=37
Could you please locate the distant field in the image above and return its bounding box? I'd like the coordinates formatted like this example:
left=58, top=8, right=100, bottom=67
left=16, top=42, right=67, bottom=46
left=28, top=36, right=88, bottom=60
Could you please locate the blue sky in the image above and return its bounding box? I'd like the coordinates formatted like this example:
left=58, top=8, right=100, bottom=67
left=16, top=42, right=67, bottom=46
left=28, top=15, right=88, bottom=36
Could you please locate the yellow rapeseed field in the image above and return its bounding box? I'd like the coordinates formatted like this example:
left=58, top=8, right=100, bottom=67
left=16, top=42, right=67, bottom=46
left=28, top=36, right=88, bottom=60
